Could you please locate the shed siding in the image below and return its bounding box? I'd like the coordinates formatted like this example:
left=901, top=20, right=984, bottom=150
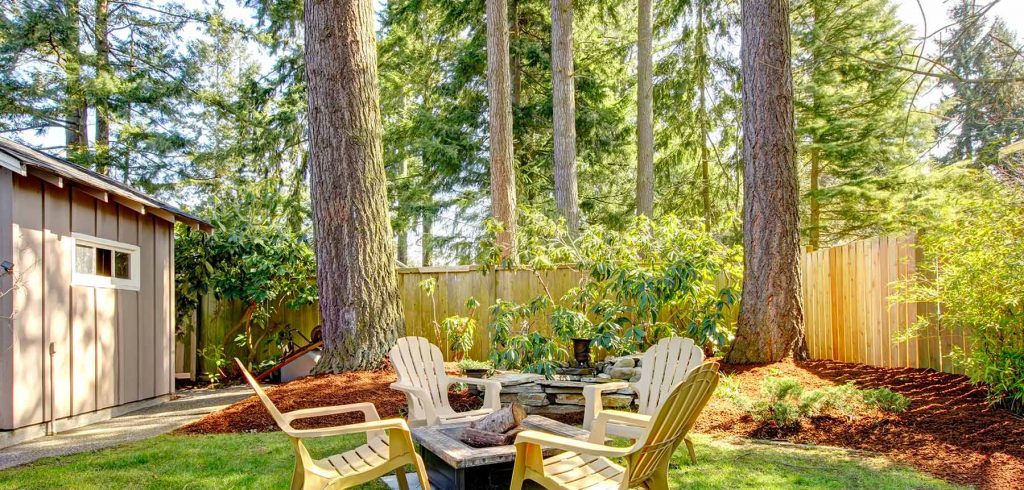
left=1, top=173, right=176, bottom=430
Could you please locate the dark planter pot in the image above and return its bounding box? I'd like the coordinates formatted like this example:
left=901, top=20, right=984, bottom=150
left=572, top=338, right=592, bottom=367
left=462, top=368, right=489, bottom=379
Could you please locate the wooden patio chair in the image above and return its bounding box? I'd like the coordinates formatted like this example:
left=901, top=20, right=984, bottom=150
left=510, top=362, right=720, bottom=490
left=235, top=359, right=429, bottom=490
left=583, top=336, right=705, bottom=442
left=389, top=336, right=502, bottom=426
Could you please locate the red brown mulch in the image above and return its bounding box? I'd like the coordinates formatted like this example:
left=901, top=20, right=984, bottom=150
left=699, top=360, right=1024, bottom=490
left=177, top=360, right=1024, bottom=489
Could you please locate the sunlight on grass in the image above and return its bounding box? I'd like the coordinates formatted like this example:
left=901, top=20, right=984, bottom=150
left=0, top=432, right=961, bottom=489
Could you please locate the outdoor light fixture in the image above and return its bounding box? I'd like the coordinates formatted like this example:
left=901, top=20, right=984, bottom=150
left=0, top=260, right=13, bottom=274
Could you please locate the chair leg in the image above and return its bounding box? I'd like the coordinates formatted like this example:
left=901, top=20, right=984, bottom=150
left=412, top=454, right=430, bottom=490
left=394, top=465, right=410, bottom=490
left=684, top=435, right=697, bottom=465
left=510, top=444, right=528, bottom=490
left=290, top=461, right=304, bottom=490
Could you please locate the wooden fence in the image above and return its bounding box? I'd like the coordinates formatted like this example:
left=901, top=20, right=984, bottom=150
left=801, top=233, right=965, bottom=374
left=195, top=233, right=967, bottom=375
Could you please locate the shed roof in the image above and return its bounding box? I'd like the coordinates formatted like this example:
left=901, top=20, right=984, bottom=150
left=0, top=137, right=212, bottom=233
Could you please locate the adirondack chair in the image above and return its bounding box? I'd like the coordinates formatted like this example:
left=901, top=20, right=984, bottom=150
left=583, top=336, right=705, bottom=440
left=389, top=336, right=502, bottom=427
left=235, top=359, right=430, bottom=490
left=510, top=362, right=720, bottom=490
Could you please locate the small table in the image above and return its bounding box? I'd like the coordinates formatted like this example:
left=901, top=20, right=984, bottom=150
left=410, top=415, right=590, bottom=490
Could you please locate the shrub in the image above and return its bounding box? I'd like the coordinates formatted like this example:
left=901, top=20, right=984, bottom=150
left=457, top=359, right=494, bottom=372
left=896, top=174, right=1024, bottom=412
left=862, top=388, right=911, bottom=413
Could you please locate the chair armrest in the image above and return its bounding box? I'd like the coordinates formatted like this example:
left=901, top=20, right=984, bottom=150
left=285, top=418, right=410, bottom=439
left=514, top=430, right=631, bottom=459
left=447, top=377, right=502, bottom=411
left=390, top=382, right=439, bottom=425
left=282, top=402, right=381, bottom=424
left=582, top=382, right=630, bottom=430
left=588, top=410, right=651, bottom=443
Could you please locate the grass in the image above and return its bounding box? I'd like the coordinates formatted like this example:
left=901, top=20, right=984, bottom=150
left=0, top=432, right=962, bottom=490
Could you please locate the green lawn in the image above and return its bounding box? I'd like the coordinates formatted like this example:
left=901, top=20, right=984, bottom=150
left=0, top=432, right=962, bottom=490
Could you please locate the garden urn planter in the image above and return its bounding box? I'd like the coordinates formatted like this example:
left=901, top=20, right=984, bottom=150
left=462, top=368, right=489, bottom=379
left=572, top=338, right=592, bottom=367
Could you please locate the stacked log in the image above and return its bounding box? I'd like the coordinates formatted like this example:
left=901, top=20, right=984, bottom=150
left=459, top=402, right=526, bottom=447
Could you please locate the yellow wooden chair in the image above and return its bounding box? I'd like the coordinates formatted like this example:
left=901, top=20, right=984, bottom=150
left=510, top=362, right=720, bottom=490
left=389, top=336, right=502, bottom=427
left=583, top=337, right=705, bottom=442
left=235, top=359, right=430, bottom=490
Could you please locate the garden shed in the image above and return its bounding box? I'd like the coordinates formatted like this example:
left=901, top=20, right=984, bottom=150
left=0, top=138, right=211, bottom=444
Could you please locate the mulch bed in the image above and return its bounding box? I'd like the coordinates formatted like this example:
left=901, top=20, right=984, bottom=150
left=178, top=360, right=1024, bottom=489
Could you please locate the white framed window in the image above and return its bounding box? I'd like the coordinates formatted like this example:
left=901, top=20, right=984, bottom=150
left=70, top=233, right=141, bottom=291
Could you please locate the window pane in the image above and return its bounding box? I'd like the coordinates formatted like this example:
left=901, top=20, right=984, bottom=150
left=75, top=245, right=94, bottom=274
left=96, top=248, right=112, bottom=277
left=114, top=251, right=131, bottom=279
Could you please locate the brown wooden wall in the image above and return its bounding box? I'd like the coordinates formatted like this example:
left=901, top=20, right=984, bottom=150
left=0, top=171, right=175, bottom=430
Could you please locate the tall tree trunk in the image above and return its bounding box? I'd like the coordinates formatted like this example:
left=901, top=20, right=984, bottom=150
left=95, top=0, right=111, bottom=175
left=635, top=0, right=655, bottom=217
left=421, top=208, right=434, bottom=266
left=726, top=0, right=805, bottom=364
left=551, top=0, right=579, bottom=234
left=305, top=0, right=404, bottom=372
left=64, top=0, right=88, bottom=153
left=808, top=147, right=821, bottom=250
left=510, top=0, right=522, bottom=107
left=697, top=6, right=712, bottom=232
left=486, top=0, right=518, bottom=260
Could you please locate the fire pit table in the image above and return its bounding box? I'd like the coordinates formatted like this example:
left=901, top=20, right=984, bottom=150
left=409, top=415, right=590, bottom=490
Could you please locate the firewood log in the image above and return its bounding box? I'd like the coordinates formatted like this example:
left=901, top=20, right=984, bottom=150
left=460, top=427, right=516, bottom=447
left=469, top=402, right=526, bottom=434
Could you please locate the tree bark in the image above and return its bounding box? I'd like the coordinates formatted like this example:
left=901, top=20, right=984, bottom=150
left=486, top=0, right=518, bottom=259
left=95, top=0, right=111, bottom=175
left=305, top=0, right=404, bottom=372
left=421, top=208, right=434, bottom=266
left=551, top=0, right=579, bottom=234
left=635, top=0, right=655, bottom=217
left=64, top=0, right=88, bottom=153
left=808, top=147, right=821, bottom=250
left=726, top=0, right=805, bottom=364
left=697, top=6, right=712, bottom=232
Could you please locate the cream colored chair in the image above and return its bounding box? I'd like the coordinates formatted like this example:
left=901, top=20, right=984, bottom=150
left=235, top=359, right=429, bottom=490
left=389, top=336, right=502, bottom=426
left=583, top=337, right=705, bottom=441
left=511, top=362, right=720, bottom=490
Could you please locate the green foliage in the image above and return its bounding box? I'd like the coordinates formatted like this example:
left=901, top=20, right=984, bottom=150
left=486, top=213, right=739, bottom=374
left=862, top=388, right=911, bottom=413
left=457, top=359, right=494, bottom=372
left=896, top=175, right=1024, bottom=412
left=721, top=376, right=911, bottom=428
left=175, top=182, right=316, bottom=368
left=440, top=297, right=480, bottom=360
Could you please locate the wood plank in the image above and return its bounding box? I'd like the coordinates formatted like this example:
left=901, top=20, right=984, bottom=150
left=95, top=200, right=118, bottom=409
left=43, top=183, right=72, bottom=419
left=70, top=190, right=98, bottom=415
left=117, top=206, right=140, bottom=403
left=153, top=221, right=170, bottom=395
left=11, top=175, right=45, bottom=427
left=138, top=216, right=156, bottom=399
left=0, top=169, right=14, bottom=429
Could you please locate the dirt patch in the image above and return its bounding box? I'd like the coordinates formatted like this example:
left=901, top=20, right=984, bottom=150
left=179, top=360, right=1023, bottom=489
left=697, top=360, right=1024, bottom=489
left=177, top=369, right=483, bottom=434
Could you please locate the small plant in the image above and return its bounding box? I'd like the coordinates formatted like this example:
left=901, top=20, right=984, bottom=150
left=862, top=388, right=911, bottom=413
left=458, top=359, right=494, bottom=372
left=440, top=297, right=480, bottom=360
left=199, top=345, right=230, bottom=384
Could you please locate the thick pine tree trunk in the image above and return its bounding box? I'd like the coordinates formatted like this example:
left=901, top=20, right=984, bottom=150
left=64, top=0, right=88, bottom=153
left=808, top=148, right=821, bottom=250
left=726, top=0, right=806, bottom=364
left=421, top=209, right=434, bottom=266
left=551, top=0, right=579, bottom=234
left=95, top=0, right=111, bottom=175
left=305, top=0, right=404, bottom=372
left=635, top=0, right=654, bottom=217
left=486, top=0, right=518, bottom=259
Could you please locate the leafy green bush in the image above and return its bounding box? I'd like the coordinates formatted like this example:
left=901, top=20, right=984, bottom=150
left=896, top=174, right=1024, bottom=412
left=439, top=298, right=480, bottom=361
left=485, top=212, right=741, bottom=374
left=862, top=388, right=911, bottom=413
left=457, top=359, right=494, bottom=372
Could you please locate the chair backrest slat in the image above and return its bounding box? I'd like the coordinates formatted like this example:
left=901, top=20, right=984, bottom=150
left=389, top=337, right=452, bottom=420
left=235, top=358, right=290, bottom=430
left=634, top=337, right=705, bottom=415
